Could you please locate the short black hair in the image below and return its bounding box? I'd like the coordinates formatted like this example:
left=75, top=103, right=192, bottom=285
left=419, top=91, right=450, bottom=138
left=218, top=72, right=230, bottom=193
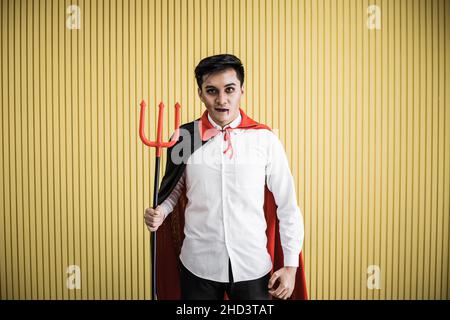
left=195, top=54, right=245, bottom=89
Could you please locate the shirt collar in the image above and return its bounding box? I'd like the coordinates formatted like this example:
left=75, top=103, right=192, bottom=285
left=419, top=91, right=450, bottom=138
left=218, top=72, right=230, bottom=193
left=207, top=112, right=242, bottom=130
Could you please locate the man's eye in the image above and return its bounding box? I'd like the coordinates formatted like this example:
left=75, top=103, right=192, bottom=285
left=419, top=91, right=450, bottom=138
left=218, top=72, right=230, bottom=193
left=207, top=89, right=216, bottom=94
left=226, top=87, right=235, bottom=93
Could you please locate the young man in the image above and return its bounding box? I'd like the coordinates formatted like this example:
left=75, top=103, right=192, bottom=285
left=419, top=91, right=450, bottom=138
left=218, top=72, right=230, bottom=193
left=144, top=54, right=306, bottom=300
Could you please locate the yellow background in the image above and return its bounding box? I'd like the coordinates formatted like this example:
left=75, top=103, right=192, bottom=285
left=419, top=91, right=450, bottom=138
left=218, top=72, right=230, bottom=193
left=1, top=0, right=449, bottom=299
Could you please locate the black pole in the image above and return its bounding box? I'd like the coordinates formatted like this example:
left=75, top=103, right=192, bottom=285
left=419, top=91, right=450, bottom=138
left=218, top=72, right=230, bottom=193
left=151, top=156, right=161, bottom=300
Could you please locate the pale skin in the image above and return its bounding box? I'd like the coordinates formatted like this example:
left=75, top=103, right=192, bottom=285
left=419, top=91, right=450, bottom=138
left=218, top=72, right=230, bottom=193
left=144, top=68, right=298, bottom=299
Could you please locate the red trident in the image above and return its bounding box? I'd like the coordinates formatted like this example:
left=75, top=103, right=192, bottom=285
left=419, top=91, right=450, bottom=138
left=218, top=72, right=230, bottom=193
left=139, top=100, right=181, bottom=300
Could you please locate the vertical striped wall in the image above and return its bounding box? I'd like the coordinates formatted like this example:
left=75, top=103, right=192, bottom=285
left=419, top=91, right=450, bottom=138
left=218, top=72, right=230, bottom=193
left=0, top=0, right=449, bottom=300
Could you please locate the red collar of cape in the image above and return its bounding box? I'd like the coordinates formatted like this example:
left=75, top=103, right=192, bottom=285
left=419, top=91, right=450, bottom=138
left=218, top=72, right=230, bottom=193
left=155, top=108, right=308, bottom=300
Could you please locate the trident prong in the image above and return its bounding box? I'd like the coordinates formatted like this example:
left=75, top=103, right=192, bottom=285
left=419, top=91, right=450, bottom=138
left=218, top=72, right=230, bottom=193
left=139, top=100, right=182, bottom=300
left=139, top=100, right=181, bottom=156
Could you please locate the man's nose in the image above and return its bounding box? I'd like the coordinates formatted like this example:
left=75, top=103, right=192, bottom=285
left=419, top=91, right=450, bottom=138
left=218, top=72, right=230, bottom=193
left=216, top=92, right=227, bottom=105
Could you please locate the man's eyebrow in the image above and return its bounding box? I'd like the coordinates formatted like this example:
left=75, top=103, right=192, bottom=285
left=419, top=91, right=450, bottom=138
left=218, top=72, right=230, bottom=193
left=204, top=83, right=236, bottom=89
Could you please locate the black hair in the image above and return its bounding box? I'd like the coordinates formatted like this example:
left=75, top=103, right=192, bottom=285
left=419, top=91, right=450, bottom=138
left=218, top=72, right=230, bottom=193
left=194, top=54, right=245, bottom=89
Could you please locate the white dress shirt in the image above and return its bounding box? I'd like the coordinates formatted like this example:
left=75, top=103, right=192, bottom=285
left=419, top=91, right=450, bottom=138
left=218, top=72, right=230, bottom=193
left=160, top=113, right=304, bottom=283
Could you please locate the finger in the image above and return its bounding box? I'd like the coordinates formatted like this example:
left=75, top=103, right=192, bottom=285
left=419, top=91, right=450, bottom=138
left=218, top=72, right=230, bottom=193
left=150, top=210, right=159, bottom=216
left=285, top=288, right=293, bottom=300
left=268, top=272, right=280, bottom=289
left=145, top=214, right=162, bottom=223
left=145, top=215, right=155, bottom=222
left=152, top=206, right=164, bottom=216
left=145, top=221, right=153, bottom=230
left=268, top=275, right=282, bottom=294
left=144, top=216, right=154, bottom=226
left=272, top=284, right=287, bottom=298
left=278, top=289, right=289, bottom=300
left=145, top=219, right=160, bottom=229
left=269, top=288, right=286, bottom=300
left=148, top=220, right=162, bottom=230
left=283, top=286, right=294, bottom=300
left=145, top=208, right=162, bottom=217
left=144, top=212, right=154, bottom=220
left=268, top=287, right=283, bottom=298
left=279, top=289, right=290, bottom=300
left=273, top=289, right=285, bottom=299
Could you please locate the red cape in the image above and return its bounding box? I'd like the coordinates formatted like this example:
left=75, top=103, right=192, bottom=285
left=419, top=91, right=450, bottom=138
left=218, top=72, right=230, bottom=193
left=156, top=109, right=308, bottom=300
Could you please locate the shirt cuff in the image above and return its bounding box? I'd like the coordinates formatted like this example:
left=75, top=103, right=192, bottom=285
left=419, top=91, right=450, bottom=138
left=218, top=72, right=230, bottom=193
left=284, top=253, right=300, bottom=267
left=159, top=203, right=170, bottom=219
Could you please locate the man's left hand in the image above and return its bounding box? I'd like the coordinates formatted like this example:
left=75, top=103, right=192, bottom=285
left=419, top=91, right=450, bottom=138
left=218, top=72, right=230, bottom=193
left=268, top=266, right=297, bottom=300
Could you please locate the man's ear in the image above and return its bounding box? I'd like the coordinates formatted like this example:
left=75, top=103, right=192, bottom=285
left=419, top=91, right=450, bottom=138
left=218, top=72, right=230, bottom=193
left=198, top=87, right=205, bottom=103
left=240, top=86, right=244, bottom=95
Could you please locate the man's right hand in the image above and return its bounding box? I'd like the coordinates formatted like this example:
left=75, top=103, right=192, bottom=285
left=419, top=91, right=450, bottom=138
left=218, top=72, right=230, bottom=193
left=144, top=206, right=165, bottom=232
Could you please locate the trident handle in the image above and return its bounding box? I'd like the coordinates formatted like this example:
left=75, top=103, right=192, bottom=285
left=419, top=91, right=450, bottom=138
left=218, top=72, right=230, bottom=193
left=139, top=100, right=181, bottom=300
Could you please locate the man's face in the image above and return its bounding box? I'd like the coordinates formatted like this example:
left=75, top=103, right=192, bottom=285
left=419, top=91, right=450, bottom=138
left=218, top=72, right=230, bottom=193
left=198, top=68, right=244, bottom=127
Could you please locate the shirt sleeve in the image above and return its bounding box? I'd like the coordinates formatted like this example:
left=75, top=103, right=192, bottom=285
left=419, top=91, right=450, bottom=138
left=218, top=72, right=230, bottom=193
left=159, top=171, right=185, bottom=218
left=265, top=133, right=304, bottom=267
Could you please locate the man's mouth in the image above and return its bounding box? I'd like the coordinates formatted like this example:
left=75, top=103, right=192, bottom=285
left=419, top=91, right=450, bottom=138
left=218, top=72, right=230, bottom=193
left=215, top=108, right=229, bottom=113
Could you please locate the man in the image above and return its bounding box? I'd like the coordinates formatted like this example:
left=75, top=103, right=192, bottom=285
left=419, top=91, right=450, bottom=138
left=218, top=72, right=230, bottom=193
left=144, top=54, right=306, bottom=300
